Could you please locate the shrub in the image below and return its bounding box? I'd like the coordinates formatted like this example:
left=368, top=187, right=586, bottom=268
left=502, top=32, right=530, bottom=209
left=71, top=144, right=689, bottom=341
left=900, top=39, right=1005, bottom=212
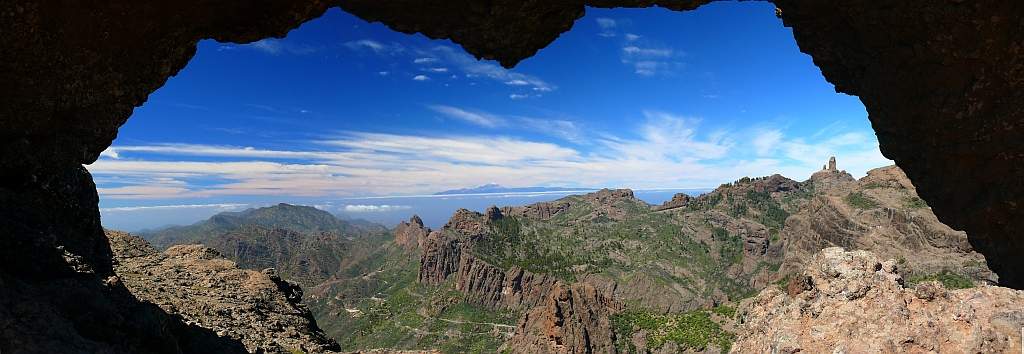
left=906, top=270, right=974, bottom=289
left=904, top=196, right=928, bottom=209
left=611, top=309, right=734, bottom=353
left=845, top=192, right=878, bottom=209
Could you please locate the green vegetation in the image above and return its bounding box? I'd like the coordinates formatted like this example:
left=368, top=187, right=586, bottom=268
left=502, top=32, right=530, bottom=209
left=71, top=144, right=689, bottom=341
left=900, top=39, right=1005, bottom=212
left=906, top=270, right=974, bottom=289
left=716, top=228, right=744, bottom=265
left=307, top=247, right=516, bottom=353
left=845, top=192, right=879, bottom=209
left=611, top=309, right=734, bottom=353
left=904, top=196, right=928, bottom=209
left=774, top=274, right=791, bottom=292
left=745, top=190, right=790, bottom=231
left=862, top=182, right=887, bottom=189
left=710, top=305, right=736, bottom=319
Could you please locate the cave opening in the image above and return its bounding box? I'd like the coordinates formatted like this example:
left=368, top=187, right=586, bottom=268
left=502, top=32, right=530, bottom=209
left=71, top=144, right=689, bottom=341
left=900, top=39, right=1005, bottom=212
left=92, top=3, right=885, bottom=232
left=4, top=0, right=1024, bottom=352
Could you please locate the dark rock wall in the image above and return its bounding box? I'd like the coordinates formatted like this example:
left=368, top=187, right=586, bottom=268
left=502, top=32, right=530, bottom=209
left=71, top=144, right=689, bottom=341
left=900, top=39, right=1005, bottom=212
left=772, top=0, right=1024, bottom=288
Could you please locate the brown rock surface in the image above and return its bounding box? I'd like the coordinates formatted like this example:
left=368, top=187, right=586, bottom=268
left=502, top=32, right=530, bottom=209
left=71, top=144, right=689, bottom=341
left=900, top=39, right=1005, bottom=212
left=780, top=165, right=994, bottom=283
left=106, top=230, right=340, bottom=353
left=733, top=247, right=1024, bottom=353
left=503, top=282, right=622, bottom=354
left=394, top=215, right=429, bottom=252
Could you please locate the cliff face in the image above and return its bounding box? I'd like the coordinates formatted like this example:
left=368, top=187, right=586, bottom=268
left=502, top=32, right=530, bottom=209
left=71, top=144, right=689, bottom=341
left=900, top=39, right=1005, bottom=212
left=393, top=215, right=429, bottom=252
left=733, top=247, right=1024, bottom=353
left=417, top=210, right=561, bottom=311
left=106, top=230, right=339, bottom=353
left=504, top=282, right=622, bottom=354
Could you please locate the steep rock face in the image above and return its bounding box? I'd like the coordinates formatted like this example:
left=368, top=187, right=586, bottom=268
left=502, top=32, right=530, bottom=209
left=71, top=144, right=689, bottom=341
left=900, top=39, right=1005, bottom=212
left=455, top=254, right=560, bottom=310
left=417, top=230, right=463, bottom=285
left=733, top=247, right=1024, bottom=353
left=107, top=231, right=340, bottom=353
left=417, top=210, right=560, bottom=311
left=503, top=282, right=622, bottom=354
left=393, top=215, right=429, bottom=252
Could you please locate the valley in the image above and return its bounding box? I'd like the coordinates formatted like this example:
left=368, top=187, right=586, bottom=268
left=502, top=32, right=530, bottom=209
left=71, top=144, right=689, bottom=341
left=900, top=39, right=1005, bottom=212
left=119, top=160, right=994, bottom=353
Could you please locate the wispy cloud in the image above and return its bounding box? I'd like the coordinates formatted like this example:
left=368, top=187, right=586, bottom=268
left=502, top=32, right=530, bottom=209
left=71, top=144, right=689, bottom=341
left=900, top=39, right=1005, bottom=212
left=88, top=112, right=890, bottom=200
left=233, top=38, right=319, bottom=55
left=593, top=18, right=683, bottom=76
left=346, top=39, right=556, bottom=93
left=429, top=105, right=505, bottom=128
left=595, top=17, right=618, bottom=37
left=344, top=39, right=405, bottom=55
left=412, top=75, right=430, bottom=81
left=100, top=203, right=248, bottom=212
left=342, top=204, right=412, bottom=213
left=518, top=118, right=584, bottom=143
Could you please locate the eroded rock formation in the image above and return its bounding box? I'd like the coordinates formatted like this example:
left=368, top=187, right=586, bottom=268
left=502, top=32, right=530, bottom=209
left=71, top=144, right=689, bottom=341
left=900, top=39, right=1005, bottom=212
left=503, top=282, right=622, bottom=354
left=393, top=215, right=429, bottom=252
left=733, top=247, right=1024, bottom=353
left=107, top=231, right=340, bottom=353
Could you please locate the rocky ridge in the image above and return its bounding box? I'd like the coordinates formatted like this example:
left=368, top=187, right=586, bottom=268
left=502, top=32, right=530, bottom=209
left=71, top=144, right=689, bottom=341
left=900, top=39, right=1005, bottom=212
left=409, top=161, right=996, bottom=353
left=106, top=230, right=339, bottom=353
left=733, top=247, right=1024, bottom=353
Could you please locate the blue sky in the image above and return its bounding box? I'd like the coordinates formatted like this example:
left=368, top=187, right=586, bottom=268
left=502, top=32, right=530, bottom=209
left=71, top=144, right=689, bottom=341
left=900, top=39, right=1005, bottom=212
left=89, top=2, right=889, bottom=229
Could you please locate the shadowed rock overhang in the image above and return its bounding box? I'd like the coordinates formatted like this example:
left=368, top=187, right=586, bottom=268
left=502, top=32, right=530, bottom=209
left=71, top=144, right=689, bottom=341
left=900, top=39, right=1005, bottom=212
left=2, top=0, right=1022, bottom=300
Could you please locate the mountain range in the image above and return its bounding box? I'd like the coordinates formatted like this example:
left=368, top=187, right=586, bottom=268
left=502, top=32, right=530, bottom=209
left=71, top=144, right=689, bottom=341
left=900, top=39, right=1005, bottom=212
left=115, top=161, right=999, bottom=353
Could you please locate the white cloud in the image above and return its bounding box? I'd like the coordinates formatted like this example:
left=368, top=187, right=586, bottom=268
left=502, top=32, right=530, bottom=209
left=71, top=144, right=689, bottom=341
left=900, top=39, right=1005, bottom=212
left=505, top=79, right=530, bottom=86
left=509, top=94, right=529, bottom=100
left=427, top=67, right=449, bottom=73
left=597, top=23, right=682, bottom=76
left=595, top=17, right=618, bottom=37
left=87, top=112, right=891, bottom=200
left=100, top=203, right=248, bottom=212
left=622, top=46, right=673, bottom=57
left=413, top=57, right=437, bottom=64
left=426, top=46, right=555, bottom=92
left=595, top=18, right=617, bottom=29
left=518, top=118, right=583, bottom=143
left=241, top=39, right=317, bottom=55
left=378, top=71, right=390, bottom=76
left=100, top=147, right=120, bottom=159
left=342, top=204, right=412, bottom=213
left=248, top=39, right=283, bottom=54
left=412, top=75, right=430, bottom=81
left=752, top=129, right=783, bottom=156
left=345, top=39, right=404, bottom=55
left=429, top=105, right=505, bottom=128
